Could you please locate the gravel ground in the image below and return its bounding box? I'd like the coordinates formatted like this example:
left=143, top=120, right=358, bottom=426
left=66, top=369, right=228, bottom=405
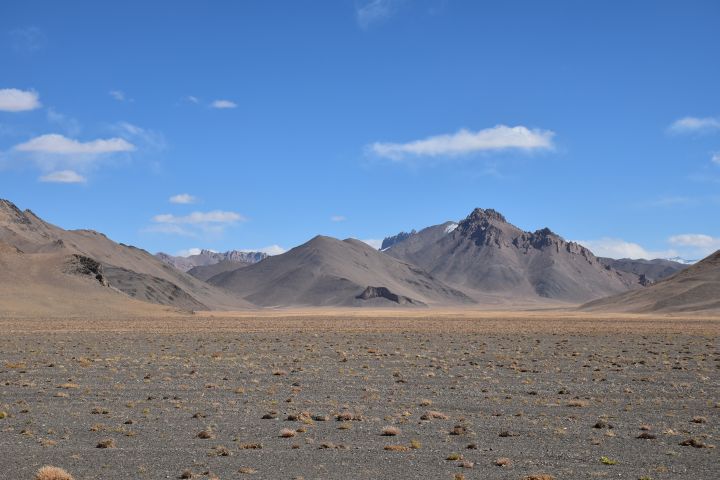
left=0, top=314, right=718, bottom=479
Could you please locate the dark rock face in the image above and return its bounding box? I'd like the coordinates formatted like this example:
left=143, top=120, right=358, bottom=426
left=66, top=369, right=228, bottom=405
left=381, top=230, right=417, bottom=250
left=356, top=286, right=420, bottom=305
left=65, top=254, right=108, bottom=286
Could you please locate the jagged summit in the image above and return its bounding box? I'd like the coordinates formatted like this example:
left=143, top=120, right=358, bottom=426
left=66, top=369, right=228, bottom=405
left=156, top=248, right=269, bottom=272
left=0, top=199, right=32, bottom=225
left=384, top=207, right=638, bottom=303
left=462, top=208, right=507, bottom=225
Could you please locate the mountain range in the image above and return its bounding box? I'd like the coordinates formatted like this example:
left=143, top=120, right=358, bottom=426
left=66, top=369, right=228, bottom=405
left=0, top=198, right=716, bottom=314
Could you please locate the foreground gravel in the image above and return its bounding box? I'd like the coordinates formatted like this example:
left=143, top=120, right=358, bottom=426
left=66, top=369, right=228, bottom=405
left=0, top=314, right=718, bottom=479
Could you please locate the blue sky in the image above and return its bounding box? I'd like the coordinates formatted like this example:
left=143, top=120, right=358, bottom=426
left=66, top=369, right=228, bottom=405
left=1, top=0, right=719, bottom=260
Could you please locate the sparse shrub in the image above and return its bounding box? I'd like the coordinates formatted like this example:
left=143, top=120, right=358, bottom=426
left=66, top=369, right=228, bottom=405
left=421, top=410, right=449, bottom=420
left=600, top=456, right=617, bottom=465
left=382, top=426, right=400, bottom=436
left=280, top=428, right=296, bottom=438
left=197, top=429, right=214, bottom=439
left=384, top=444, right=409, bottom=452
left=495, top=457, right=511, bottom=467
left=35, top=466, right=74, bottom=480
left=410, top=439, right=421, bottom=449
left=446, top=452, right=462, bottom=461
left=96, top=438, right=116, bottom=449
left=238, top=467, right=257, bottom=474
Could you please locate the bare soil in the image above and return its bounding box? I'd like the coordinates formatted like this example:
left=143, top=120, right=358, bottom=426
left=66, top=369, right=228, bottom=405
left=1, top=311, right=718, bottom=479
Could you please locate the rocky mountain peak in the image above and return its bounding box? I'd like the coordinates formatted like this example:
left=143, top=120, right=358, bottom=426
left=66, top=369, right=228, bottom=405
left=0, top=199, right=32, bottom=225
left=463, top=208, right=507, bottom=225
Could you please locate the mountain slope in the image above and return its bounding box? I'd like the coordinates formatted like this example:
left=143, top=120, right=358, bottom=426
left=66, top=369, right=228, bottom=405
left=385, top=208, right=638, bottom=303
left=208, top=235, right=473, bottom=307
left=598, top=257, right=687, bottom=283
left=0, top=199, right=252, bottom=312
left=187, top=260, right=252, bottom=282
left=582, top=250, right=720, bottom=313
left=0, top=242, right=174, bottom=318
left=156, top=249, right=267, bottom=272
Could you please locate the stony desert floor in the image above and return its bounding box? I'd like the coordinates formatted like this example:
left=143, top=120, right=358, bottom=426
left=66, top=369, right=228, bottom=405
left=0, top=311, right=718, bottom=480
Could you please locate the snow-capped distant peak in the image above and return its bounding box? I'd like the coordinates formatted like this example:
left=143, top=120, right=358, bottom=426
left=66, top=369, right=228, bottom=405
left=665, top=256, right=697, bottom=265
left=444, top=223, right=459, bottom=234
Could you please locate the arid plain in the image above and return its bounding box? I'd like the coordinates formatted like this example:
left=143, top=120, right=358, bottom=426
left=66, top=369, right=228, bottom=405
left=1, top=310, right=718, bottom=480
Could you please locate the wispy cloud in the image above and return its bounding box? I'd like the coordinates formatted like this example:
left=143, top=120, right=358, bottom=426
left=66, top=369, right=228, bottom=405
left=46, top=108, right=81, bottom=136
left=331, top=215, right=347, bottom=222
left=575, top=238, right=676, bottom=260
left=149, top=210, right=246, bottom=237
left=112, top=122, right=166, bottom=151
left=9, top=26, right=46, bottom=53
left=211, top=99, right=237, bottom=109
left=712, top=152, right=720, bottom=165
left=39, top=170, right=86, bottom=184
left=108, top=90, right=128, bottom=102
left=169, top=193, right=197, bottom=204
left=186, top=95, right=200, bottom=104
left=153, top=211, right=245, bottom=225
left=0, top=88, right=41, bottom=112
left=369, top=125, right=555, bottom=161
left=356, top=0, right=401, bottom=28
left=668, top=116, right=720, bottom=135
left=15, top=134, right=134, bottom=155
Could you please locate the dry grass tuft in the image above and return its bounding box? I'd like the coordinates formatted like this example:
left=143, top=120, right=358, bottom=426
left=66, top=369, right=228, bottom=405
left=523, top=476, right=555, bottom=480
left=238, top=467, right=257, bottom=474
left=495, top=457, right=511, bottom=467
left=279, top=428, right=296, bottom=438
left=382, top=426, right=400, bottom=436
left=421, top=410, right=449, bottom=420
left=96, top=438, right=116, bottom=449
left=197, top=429, right=214, bottom=439
left=384, top=444, right=409, bottom=452
left=35, top=466, right=74, bottom=480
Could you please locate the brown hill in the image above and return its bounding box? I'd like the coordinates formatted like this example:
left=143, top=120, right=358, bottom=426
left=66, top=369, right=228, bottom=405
left=0, top=199, right=252, bottom=313
left=582, top=250, right=720, bottom=313
left=207, top=235, right=473, bottom=307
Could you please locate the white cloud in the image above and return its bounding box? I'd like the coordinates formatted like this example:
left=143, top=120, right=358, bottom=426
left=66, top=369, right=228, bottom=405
left=149, top=211, right=246, bottom=237
left=245, top=245, right=286, bottom=256
left=575, top=238, right=676, bottom=260
left=109, top=90, right=126, bottom=101
left=39, top=170, right=86, bottom=184
left=356, top=0, right=399, bottom=28
left=153, top=211, right=245, bottom=225
left=668, top=233, right=720, bottom=258
left=370, top=125, right=555, bottom=161
left=361, top=238, right=383, bottom=249
left=211, top=99, right=237, bottom=109
left=14, top=133, right=134, bottom=154
left=669, top=234, right=720, bottom=250
left=176, top=248, right=203, bottom=257
left=169, top=193, right=197, bottom=204
left=0, top=88, right=41, bottom=112
left=187, top=95, right=200, bottom=104
left=712, top=152, right=720, bottom=165
left=668, top=116, right=720, bottom=134
left=331, top=215, right=347, bottom=222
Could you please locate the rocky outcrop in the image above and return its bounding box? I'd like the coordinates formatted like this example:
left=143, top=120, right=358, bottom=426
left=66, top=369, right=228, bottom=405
left=356, top=286, right=423, bottom=305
